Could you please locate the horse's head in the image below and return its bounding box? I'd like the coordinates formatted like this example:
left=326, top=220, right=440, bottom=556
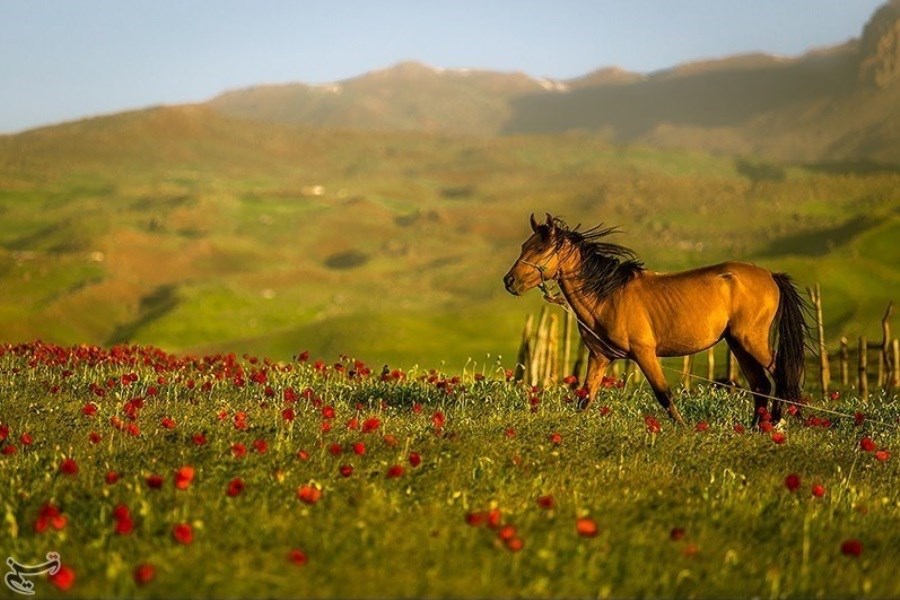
left=503, top=213, right=565, bottom=296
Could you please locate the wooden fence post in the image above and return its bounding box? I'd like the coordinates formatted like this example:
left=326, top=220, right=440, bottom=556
left=858, top=336, right=868, bottom=401
left=681, top=355, right=693, bottom=390
left=727, top=348, right=738, bottom=384
left=562, top=310, right=574, bottom=379
left=807, top=284, right=830, bottom=394
left=881, top=302, right=893, bottom=390
left=532, top=306, right=550, bottom=387
left=544, top=313, right=560, bottom=387
left=893, top=338, right=900, bottom=389
left=514, top=314, right=534, bottom=382
left=707, top=347, right=715, bottom=381
left=839, top=337, right=849, bottom=387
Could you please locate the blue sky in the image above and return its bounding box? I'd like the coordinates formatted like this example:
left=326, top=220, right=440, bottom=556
left=0, top=0, right=885, bottom=134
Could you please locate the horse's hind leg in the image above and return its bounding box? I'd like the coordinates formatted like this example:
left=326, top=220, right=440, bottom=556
left=725, top=334, right=773, bottom=426
left=631, top=347, right=684, bottom=425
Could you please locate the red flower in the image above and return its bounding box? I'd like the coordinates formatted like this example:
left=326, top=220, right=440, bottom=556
left=860, top=437, right=877, bottom=452
left=161, top=417, right=176, bottom=430
left=645, top=415, right=661, bottom=434
left=329, top=443, right=343, bottom=456
left=297, top=485, right=321, bottom=505
left=252, top=439, right=268, bottom=454
left=487, top=509, right=502, bottom=529
left=771, top=432, right=787, bottom=445
left=352, top=442, right=366, bottom=455
left=115, top=515, right=134, bottom=535
left=59, top=457, right=78, bottom=476
left=759, top=421, right=774, bottom=433
left=733, top=423, right=746, bottom=434
left=146, top=474, right=164, bottom=489
left=875, top=449, right=890, bottom=462
left=1, top=444, right=16, bottom=455
left=811, top=484, right=826, bottom=497
left=466, top=511, right=486, bottom=526
left=282, top=408, right=295, bottom=422
left=576, top=517, right=599, bottom=537
left=386, top=464, right=405, bottom=478
left=231, top=442, right=247, bottom=459
left=34, top=503, right=67, bottom=533
left=505, top=537, right=524, bottom=552
left=192, top=433, right=207, bottom=446
left=82, top=403, right=98, bottom=417
left=105, top=470, right=120, bottom=485
left=89, top=431, right=102, bottom=444
left=840, top=539, right=863, bottom=557
left=20, top=432, right=33, bottom=446
left=854, top=411, right=865, bottom=426
left=322, top=405, right=336, bottom=419
left=670, top=527, right=686, bottom=541
left=49, top=564, right=76, bottom=591
left=432, top=411, right=445, bottom=428
left=296, top=449, right=310, bottom=461
left=361, top=417, right=381, bottom=433
left=288, top=548, right=308, bottom=566
left=784, top=473, right=801, bottom=492
left=695, top=421, right=709, bottom=432
left=497, top=524, right=517, bottom=541
left=174, top=466, right=195, bottom=490
left=172, top=522, right=193, bottom=545
left=536, top=495, right=555, bottom=509
left=549, top=431, right=562, bottom=445
left=383, top=434, right=398, bottom=447
left=504, top=427, right=516, bottom=438
left=134, top=563, right=155, bottom=586
left=339, top=464, right=354, bottom=477
left=227, top=477, right=245, bottom=497
left=408, top=452, right=422, bottom=467
left=0, top=423, right=8, bottom=440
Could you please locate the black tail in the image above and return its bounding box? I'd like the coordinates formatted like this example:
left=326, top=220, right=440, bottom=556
left=772, top=273, right=809, bottom=404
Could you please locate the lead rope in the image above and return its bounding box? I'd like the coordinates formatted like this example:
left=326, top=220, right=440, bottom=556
left=543, top=287, right=896, bottom=429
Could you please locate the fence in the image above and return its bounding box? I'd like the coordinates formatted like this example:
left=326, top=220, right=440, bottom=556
left=515, top=286, right=898, bottom=396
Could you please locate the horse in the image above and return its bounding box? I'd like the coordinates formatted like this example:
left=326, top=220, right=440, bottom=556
left=503, top=213, right=808, bottom=426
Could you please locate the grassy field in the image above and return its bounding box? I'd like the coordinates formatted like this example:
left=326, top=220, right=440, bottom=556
left=1, top=341, right=898, bottom=599
left=1, top=108, right=899, bottom=370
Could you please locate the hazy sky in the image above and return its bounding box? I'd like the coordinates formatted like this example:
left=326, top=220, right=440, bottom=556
left=0, top=0, right=885, bottom=134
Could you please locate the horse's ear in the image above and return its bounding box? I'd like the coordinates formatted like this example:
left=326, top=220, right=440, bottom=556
left=545, top=213, right=555, bottom=231
left=529, top=213, right=539, bottom=232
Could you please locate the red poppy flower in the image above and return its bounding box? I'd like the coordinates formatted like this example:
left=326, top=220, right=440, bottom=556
left=322, top=406, right=336, bottom=419
left=598, top=405, right=612, bottom=416
left=784, top=473, right=801, bottom=492
left=1, top=444, right=16, bottom=455
left=172, top=522, right=193, bottom=545
left=759, top=421, right=774, bottom=433
left=670, top=527, right=686, bottom=541
left=328, top=443, right=343, bottom=456
left=383, top=434, right=398, bottom=447
left=498, top=525, right=517, bottom=541
left=161, top=417, right=176, bottom=430
left=296, top=449, right=310, bottom=461
left=20, top=432, right=33, bottom=446
left=252, top=439, right=268, bottom=454
left=549, top=432, right=562, bottom=445
left=811, top=484, right=825, bottom=497
left=432, top=411, right=445, bottom=428
left=487, top=509, right=502, bottom=529
left=536, top=495, right=555, bottom=509
left=645, top=416, right=661, bottom=434
left=146, top=474, right=164, bottom=489
left=105, top=470, right=120, bottom=485
left=49, top=564, right=75, bottom=590
left=339, top=464, right=354, bottom=477
left=288, top=548, right=308, bottom=566
left=59, top=457, right=78, bottom=476
left=320, top=421, right=332, bottom=433
left=733, top=423, right=746, bottom=434
left=297, top=485, right=321, bottom=505
left=504, top=427, right=516, bottom=438
left=771, top=432, right=787, bottom=445
left=116, top=515, right=134, bottom=535
left=695, top=421, right=709, bottom=432
left=82, top=403, right=98, bottom=417
left=34, top=503, right=66, bottom=533
left=505, top=537, right=524, bottom=552
left=282, top=408, right=295, bottom=422
left=841, top=539, right=863, bottom=557
left=227, top=477, right=245, bottom=497
left=576, top=517, right=599, bottom=537
left=465, top=511, right=486, bottom=526
left=860, top=437, right=876, bottom=452
left=89, top=431, right=102, bottom=444
left=362, top=417, right=381, bottom=433
left=0, top=423, right=8, bottom=440
left=854, top=411, right=865, bottom=426
left=231, top=443, right=247, bottom=459
left=351, top=442, right=366, bottom=455
left=409, top=452, right=422, bottom=467
left=174, top=466, right=195, bottom=490
left=386, top=464, right=405, bottom=478
left=133, top=563, right=155, bottom=586
left=192, top=433, right=207, bottom=446
left=875, top=449, right=890, bottom=462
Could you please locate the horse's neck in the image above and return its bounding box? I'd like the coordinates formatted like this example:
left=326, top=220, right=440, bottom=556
left=556, top=253, right=605, bottom=326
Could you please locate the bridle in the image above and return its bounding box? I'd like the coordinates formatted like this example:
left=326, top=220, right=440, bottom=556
left=519, top=259, right=565, bottom=304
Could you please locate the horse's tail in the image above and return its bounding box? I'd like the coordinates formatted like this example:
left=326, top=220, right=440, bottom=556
left=772, top=273, right=808, bottom=402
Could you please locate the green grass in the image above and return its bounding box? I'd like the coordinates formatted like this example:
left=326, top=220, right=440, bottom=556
left=0, top=342, right=898, bottom=599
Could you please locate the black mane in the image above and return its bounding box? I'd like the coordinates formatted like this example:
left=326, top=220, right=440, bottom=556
left=549, top=218, right=645, bottom=300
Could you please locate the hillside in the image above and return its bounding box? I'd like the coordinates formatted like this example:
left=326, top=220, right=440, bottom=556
left=1, top=106, right=898, bottom=369
left=208, top=3, right=900, bottom=165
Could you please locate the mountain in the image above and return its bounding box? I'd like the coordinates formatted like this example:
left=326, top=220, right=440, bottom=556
left=209, top=2, right=900, bottom=164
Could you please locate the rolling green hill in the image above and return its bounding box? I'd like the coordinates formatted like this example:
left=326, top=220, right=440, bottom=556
left=1, top=106, right=897, bottom=369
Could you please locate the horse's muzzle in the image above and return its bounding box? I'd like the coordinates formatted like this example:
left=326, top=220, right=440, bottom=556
left=503, top=273, right=519, bottom=295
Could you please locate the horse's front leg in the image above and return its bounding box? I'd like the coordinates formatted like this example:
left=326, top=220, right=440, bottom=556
left=577, top=351, right=610, bottom=411
left=631, top=347, right=685, bottom=425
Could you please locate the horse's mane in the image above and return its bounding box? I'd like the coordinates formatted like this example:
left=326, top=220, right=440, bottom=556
left=548, top=217, right=645, bottom=300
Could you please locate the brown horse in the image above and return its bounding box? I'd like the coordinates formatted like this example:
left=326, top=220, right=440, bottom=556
left=503, top=214, right=808, bottom=425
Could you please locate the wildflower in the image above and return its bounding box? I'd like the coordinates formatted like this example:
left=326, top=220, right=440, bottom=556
left=432, top=411, right=445, bottom=428
left=226, top=478, right=245, bottom=497
left=329, top=443, right=343, bottom=456
left=875, top=449, right=890, bottom=462
left=352, top=442, right=366, bottom=455
left=172, top=522, right=193, bottom=545
left=89, top=431, right=102, bottom=444
left=288, top=549, right=308, bottom=566
left=536, top=495, right=555, bottom=509
left=49, top=564, right=75, bottom=590
left=174, top=466, right=195, bottom=490
left=670, top=527, right=686, bottom=541
left=231, top=443, right=247, bottom=459
left=549, top=432, right=562, bottom=445
left=487, top=509, right=502, bottom=529
left=771, top=432, right=787, bottom=445
left=361, top=417, right=381, bottom=433
left=386, top=464, right=405, bottom=478
left=20, top=432, right=33, bottom=446
left=297, top=485, right=321, bottom=505
left=695, top=421, right=709, bottom=432
left=784, top=473, right=801, bottom=492
left=841, top=539, right=863, bottom=557
left=105, top=470, right=120, bottom=485
left=465, top=511, right=486, bottom=526
left=504, top=427, right=516, bottom=438
left=59, top=457, right=78, bottom=476
left=576, top=517, right=599, bottom=537
left=252, top=438, right=268, bottom=454
left=296, top=449, right=310, bottom=461
left=811, top=484, right=825, bottom=497
left=82, top=403, right=98, bottom=417
left=282, top=408, right=295, bottom=422
left=161, top=417, right=176, bottom=430
left=733, top=423, right=746, bottom=434
left=192, top=433, right=207, bottom=446
left=498, top=525, right=517, bottom=541
left=133, top=563, right=155, bottom=586
left=505, top=537, right=524, bottom=552
left=645, top=415, right=661, bottom=434
left=383, top=434, right=398, bottom=447
left=339, top=465, right=354, bottom=477
left=860, top=437, right=876, bottom=452
left=409, top=452, right=422, bottom=467
left=322, top=406, right=335, bottom=419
